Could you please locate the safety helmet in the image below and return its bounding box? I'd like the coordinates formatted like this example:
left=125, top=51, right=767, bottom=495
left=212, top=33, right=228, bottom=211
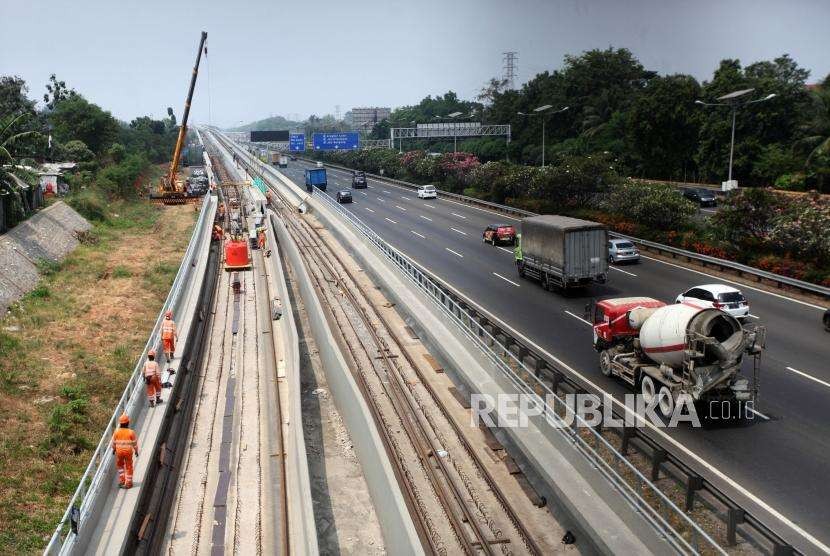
left=165, top=310, right=173, bottom=319
left=119, top=413, right=130, bottom=425
left=148, top=348, right=156, bottom=357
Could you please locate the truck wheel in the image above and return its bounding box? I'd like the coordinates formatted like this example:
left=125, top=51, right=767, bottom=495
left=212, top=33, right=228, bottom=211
left=657, top=386, right=675, bottom=418
left=599, top=350, right=613, bottom=377
left=640, top=376, right=656, bottom=407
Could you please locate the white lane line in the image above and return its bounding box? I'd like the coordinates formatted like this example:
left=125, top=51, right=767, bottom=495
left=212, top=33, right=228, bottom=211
left=445, top=247, right=463, bottom=258
left=383, top=189, right=391, bottom=194
left=746, top=407, right=771, bottom=421
left=640, top=254, right=826, bottom=311
left=364, top=207, right=375, bottom=213
left=610, top=266, right=638, bottom=277
left=451, top=212, right=467, bottom=219
left=385, top=217, right=397, bottom=224
left=497, top=246, right=513, bottom=254
left=401, top=195, right=409, bottom=200
left=395, top=205, right=407, bottom=211
left=450, top=227, right=467, bottom=236
left=565, top=310, right=592, bottom=326
left=359, top=191, right=367, bottom=196
left=747, top=313, right=759, bottom=319
left=419, top=215, right=433, bottom=222
left=411, top=230, right=426, bottom=239
left=376, top=197, right=386, bottom=202
left=492, top=272, right=521, bottom=287
left=785, top=366, right=830, bottom=389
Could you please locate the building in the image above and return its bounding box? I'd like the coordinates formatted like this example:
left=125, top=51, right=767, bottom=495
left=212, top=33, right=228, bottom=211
left=350, top=107, right=391, bottom=130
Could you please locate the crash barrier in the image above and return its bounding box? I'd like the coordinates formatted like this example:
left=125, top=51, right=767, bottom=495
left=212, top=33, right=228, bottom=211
left=44, top=193, right=217, bottom=555
left=229, top=136, right=731, bottom=554
left=296, top=157, right=830, bottom=301
left=234, top=139, right=798, bottom=554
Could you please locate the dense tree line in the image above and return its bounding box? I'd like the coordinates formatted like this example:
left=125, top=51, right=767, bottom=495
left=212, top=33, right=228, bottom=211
left=370, top=49, right=829, bottom=191
left=1, top=74, right=180, bottom=226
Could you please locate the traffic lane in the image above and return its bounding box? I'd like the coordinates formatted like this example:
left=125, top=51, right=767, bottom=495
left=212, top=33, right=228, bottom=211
left=277, top=165, right=830, bottom=547
left=300, top=163, right=830, bottom=387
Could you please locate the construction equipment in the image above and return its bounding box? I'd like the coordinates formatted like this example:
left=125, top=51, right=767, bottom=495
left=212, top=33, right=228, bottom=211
left=150, top=31, right=208, bottom=205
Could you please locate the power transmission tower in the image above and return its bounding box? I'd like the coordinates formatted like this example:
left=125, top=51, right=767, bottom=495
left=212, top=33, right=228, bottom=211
left=502, top=51, right=518, bottom=89
left=335, top=105, right=341, bottom=121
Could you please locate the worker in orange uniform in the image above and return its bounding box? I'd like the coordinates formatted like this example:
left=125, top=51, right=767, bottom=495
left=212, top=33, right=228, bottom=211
left=144, top=349, right=163, bottom=407
left=257, top=228, right=266, bottom=250
left=212, top=224, right=224, bottom=242
left=161, top=310, right=179, bottom=364
left=111, top=413, right=139, bottom=489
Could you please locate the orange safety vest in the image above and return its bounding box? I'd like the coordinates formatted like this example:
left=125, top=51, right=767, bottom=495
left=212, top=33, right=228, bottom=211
left=112, top=428, right=138, bottom=455
left=161, top=320, right=176, bottom=340
left=143, top=360, right=160, bottom=378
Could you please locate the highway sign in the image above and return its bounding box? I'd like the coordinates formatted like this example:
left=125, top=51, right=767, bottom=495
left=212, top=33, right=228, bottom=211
left=312, top=132, right=359, bottom=150
left=289, top=133, right=306, bottom=152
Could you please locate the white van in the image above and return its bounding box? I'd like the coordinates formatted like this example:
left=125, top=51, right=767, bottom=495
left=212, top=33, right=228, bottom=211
left=417, top=185, right=437, bottom=199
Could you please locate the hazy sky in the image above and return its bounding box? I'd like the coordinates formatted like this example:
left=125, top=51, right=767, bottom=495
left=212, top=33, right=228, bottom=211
left=2, top=0, right=828, bottom=128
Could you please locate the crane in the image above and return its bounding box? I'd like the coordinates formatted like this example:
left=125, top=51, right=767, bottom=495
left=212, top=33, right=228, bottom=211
left=151, top=31, right=208, bottom=204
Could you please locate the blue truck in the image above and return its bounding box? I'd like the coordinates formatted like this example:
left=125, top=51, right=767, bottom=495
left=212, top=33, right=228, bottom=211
left=304, top=168, right=327, bottom=192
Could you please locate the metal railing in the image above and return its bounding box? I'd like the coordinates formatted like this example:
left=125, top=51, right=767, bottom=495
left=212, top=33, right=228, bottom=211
left=304, top=158, right=830, bottom=300
left=227, top=132, right=799, bottom=554
left=44, top=193, right=216, bottom=555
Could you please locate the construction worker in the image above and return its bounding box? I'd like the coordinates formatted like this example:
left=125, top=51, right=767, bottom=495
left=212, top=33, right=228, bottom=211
left=111, top=413, right=139, bottom=489
left=257, top=228, right=266, bottom=250
left=161, top=310, right=178, bottom=363
left=265, top=190, right=273, bottom=207
left=212, top=224, right=224, bottom=242
left=144, top=349, right=163, bottom=407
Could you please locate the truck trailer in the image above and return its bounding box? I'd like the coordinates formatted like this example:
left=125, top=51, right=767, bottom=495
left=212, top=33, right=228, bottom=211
left=304, top=168, right=327, bottom=191
left=515, top=215, right=608, bottom=290
left=591, top=297, right=764, bottom=418
left=278, top=155, right=288, bottom=168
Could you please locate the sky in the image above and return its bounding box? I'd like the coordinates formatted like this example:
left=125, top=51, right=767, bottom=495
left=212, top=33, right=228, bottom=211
left=2, top=0, right=829, bottom=128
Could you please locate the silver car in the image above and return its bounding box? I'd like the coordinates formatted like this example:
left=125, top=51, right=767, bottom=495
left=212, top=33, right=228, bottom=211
left=608, top=239, right=640, bottom=263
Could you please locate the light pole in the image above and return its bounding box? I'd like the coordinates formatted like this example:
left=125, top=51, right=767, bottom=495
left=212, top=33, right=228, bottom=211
left=517, top=105, right=569, bottom=167
left=695, top=89, right=776, bottom=190
left=448, top=111, right=463, bottom=155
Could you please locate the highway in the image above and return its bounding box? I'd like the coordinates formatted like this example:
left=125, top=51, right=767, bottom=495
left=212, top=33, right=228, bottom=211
left=274, top=158, right=830, bottom=552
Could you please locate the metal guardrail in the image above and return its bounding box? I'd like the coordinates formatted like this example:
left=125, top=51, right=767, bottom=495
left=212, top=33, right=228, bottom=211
left=301, top=157, right=830, bottom=301
left=232, top=141, right=724, bottom=554
left=44, top=193, right=217, bottom=555
left=231, top=134, right=801, bottom=554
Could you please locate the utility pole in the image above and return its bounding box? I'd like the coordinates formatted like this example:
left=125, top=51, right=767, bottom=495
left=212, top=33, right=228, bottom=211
left=502, top=52, right=517, bottom=90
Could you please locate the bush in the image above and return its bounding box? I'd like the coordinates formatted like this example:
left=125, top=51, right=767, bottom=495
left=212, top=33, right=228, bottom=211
left=68, top=188, right=108, bottom=222
left=603, top=180, right=696, bottom=230
left=46, top=385, right=91, bottom=451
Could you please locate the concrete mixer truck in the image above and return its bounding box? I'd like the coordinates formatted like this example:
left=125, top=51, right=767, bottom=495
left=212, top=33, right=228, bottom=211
left=591, top=297, right=765, bottom=418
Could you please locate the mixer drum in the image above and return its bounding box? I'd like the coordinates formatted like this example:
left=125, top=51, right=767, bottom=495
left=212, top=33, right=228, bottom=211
left=639, top=304, right=744, bottom=367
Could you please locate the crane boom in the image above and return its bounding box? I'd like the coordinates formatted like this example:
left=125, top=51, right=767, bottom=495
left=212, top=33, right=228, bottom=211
left=167, top=30, right=207, bottom=188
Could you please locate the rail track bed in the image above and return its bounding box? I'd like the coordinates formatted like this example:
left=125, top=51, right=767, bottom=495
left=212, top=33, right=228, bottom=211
left=277, top=202, right=569, bottom=555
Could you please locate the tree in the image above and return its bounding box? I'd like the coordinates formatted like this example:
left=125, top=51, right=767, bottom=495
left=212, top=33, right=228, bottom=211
left=59, top=140, right=95, bottom=163
left=477, top=77, right=509, bottom=106
left=49, top=95, right=119, bottom=154
left=0, top=76, right=37, bottom=117
left=43, top=74, right=77, bottom=110
left=626, top=74, right=702, bottom=179
left=604, top=180, right=697, bottom=230
left=0, top=113, right=41, bottom=227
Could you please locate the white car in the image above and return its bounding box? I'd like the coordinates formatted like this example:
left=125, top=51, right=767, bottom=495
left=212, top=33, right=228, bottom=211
left=417, top=185, right=437, bottom=199
left=316, top=161, right=324, bottom=168
left=675, top=284, right=750, bottom=319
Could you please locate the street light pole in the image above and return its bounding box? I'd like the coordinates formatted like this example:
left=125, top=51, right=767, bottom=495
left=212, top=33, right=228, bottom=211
left=695, top=89, right=776, bottom=190
left=517, top=105, right=568, bottom=168
left=541, top=118, right=546, bottom=168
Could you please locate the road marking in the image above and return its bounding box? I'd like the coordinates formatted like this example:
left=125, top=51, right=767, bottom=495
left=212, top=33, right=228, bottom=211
left=445, top=247, right=463, bottom=258
left=785, top=366, right=830, bottom=389
left=639, top=254, right=826, bottom=311
left=359, top=191, right=367, bottom=196
left=411, top=230, right=426, bottom=239
left=395, top=205, right=407, bottom=211
left=401, top=195, right=409, bottom=200
left=747, top=313, right=759, bottom=319
left=451, top=212, right=467, bottom=219
left=420, top=215, right=433, bottom=222
left=376, top=197, right=386, bottom=202
left=497, top=246, right=513, bottom=254
left=565, top=310, right=592, bottom=326
left=450, top=227, right=467, bottom=236
left=383, top=189, right=391, bottom=194
left=746, top=407, right=771, bottom=420
left=364, top=207, right=375, bottom=213
left=492, top=272, right=521, bottom=287
left=610, top=266, right=638, bottom=277
left=385, top=217, right=397, bottom=224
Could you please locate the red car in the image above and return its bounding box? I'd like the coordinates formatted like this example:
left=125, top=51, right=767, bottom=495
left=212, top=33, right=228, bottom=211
left=483, top=224, right=516, bottom=246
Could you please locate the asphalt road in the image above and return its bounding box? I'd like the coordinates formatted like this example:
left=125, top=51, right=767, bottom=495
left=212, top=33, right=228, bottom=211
left=268, top=157, right=830, bottom=551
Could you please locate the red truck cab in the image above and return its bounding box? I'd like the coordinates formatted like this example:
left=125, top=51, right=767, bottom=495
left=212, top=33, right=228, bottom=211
left=592, top=297, right=665, bottom=349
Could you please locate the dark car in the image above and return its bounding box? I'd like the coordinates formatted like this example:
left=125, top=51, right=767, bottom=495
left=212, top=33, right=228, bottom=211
left=336, top=190, right=353, bottom=203
left=824, top=308, right=830, bottom=332
left=483, top=224, right=516, bottom=245
left=289, top=155, right=297, bottom=161
left=682, top=188, right=717, bottom=207
left=352, top=171, right=367, bottom=188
